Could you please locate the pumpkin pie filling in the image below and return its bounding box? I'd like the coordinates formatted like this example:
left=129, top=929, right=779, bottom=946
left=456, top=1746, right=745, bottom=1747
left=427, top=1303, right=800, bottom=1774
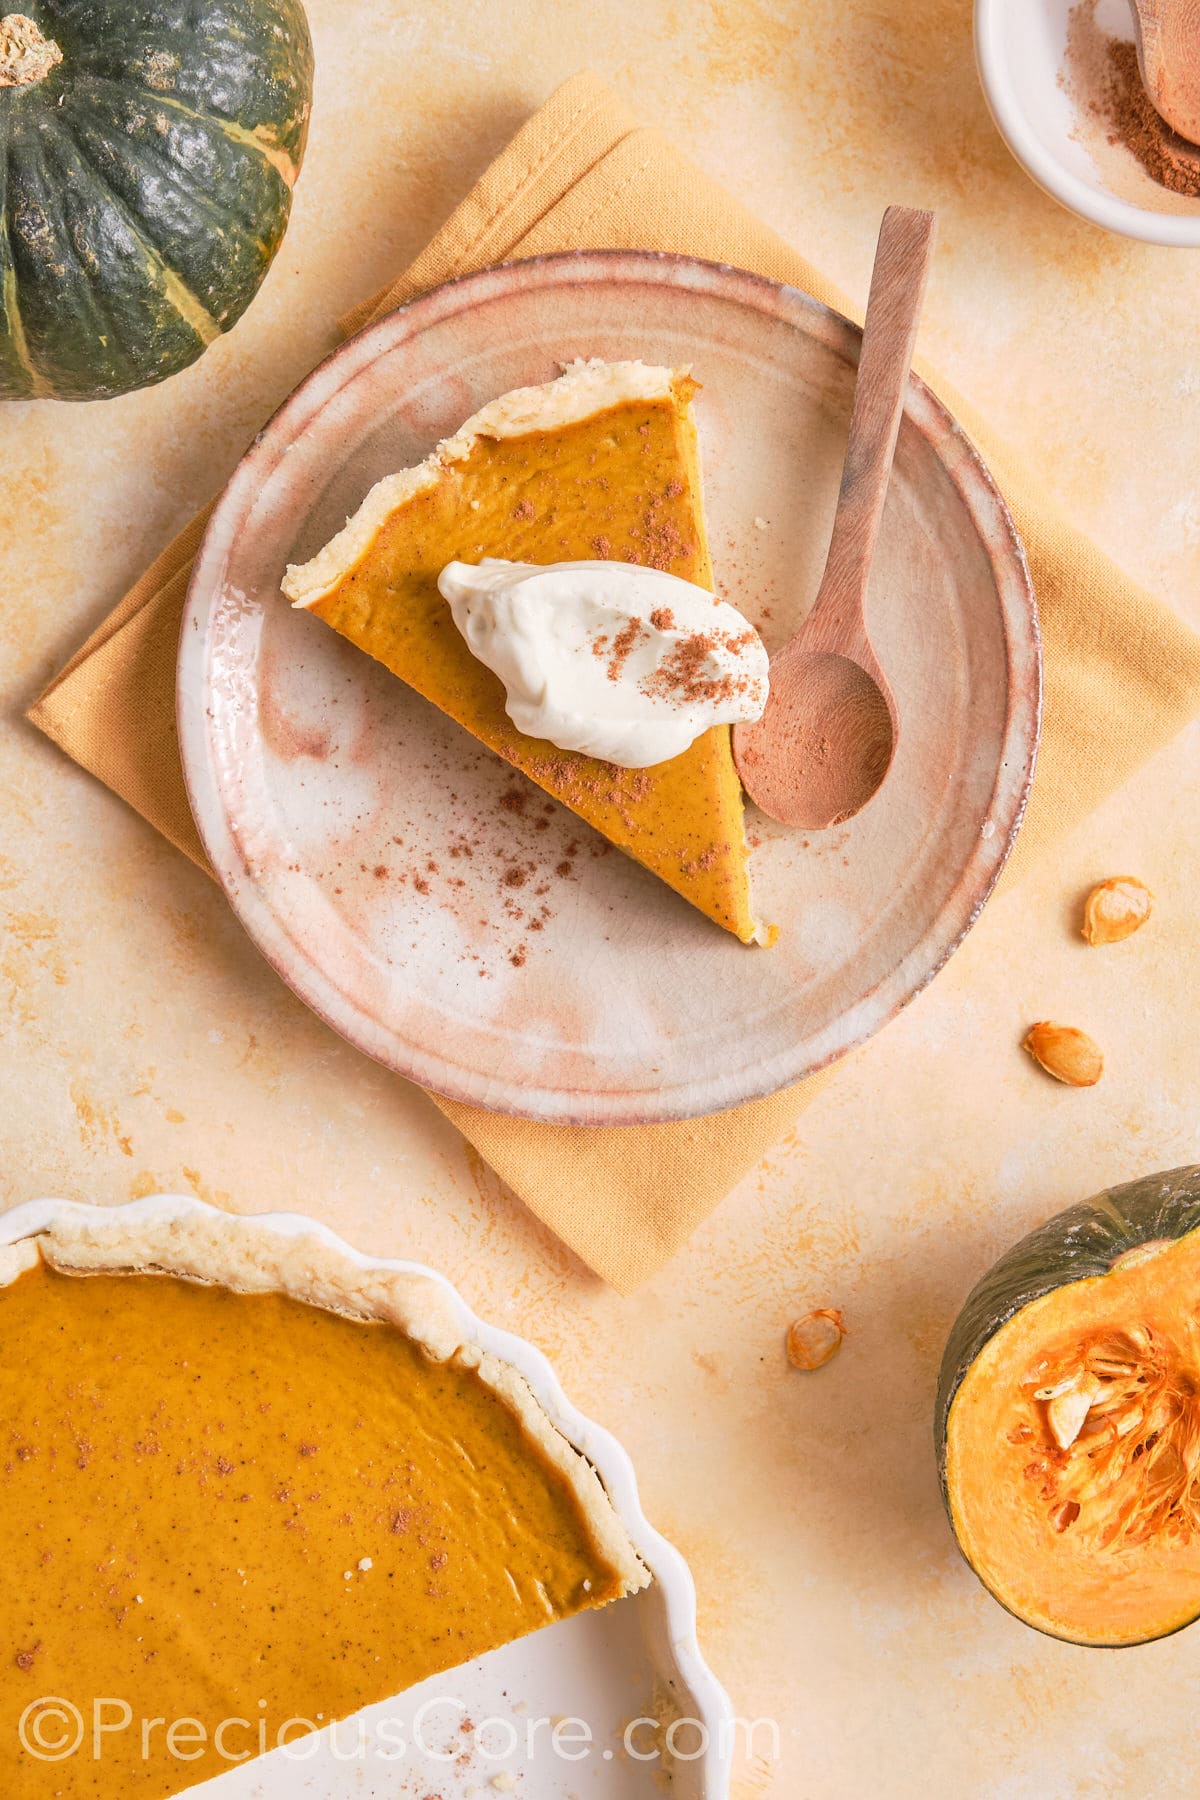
left=0, top=1215, right=645, bottom=1796
left=283, top=360, right=774, bottom=945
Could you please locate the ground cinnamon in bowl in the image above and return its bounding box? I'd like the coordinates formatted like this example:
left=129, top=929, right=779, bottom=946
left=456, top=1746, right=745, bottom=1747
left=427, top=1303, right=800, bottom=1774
left=1102, top=37, right=1200, bottom=196
left=1064, top=0, right=1200, bottom=200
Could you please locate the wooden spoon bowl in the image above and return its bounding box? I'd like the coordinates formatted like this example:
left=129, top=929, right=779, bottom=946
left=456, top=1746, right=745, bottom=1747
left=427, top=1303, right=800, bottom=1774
left=735, top=647, right=895, bottom=830
left=734, top=206, right=936, bottom=831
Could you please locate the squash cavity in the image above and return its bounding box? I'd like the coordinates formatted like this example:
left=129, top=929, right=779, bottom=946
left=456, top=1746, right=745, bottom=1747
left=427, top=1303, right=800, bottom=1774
left=938, top=1167, right=1200, bottom=1646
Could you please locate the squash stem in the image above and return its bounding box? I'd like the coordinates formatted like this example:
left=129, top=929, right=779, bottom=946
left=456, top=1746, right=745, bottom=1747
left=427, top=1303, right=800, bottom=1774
left=0, top=14, right=62, bottom=88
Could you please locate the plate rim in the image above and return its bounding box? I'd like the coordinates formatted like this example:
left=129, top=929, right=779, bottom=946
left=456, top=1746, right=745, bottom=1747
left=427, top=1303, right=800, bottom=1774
left=178, top=246, right=1042, bottom=1125
left=0, top=1191, right=734, bottom=1797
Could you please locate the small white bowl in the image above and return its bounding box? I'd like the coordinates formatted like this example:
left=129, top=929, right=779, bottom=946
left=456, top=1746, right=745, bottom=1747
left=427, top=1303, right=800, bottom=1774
left=975, top=0, right=1200, bottom=246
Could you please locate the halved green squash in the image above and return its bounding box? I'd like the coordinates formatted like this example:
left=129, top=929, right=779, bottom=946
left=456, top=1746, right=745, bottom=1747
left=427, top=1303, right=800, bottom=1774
left=0, top=2, right=313, bottom=401
left=937, top=1165, right=1200, bottom=1646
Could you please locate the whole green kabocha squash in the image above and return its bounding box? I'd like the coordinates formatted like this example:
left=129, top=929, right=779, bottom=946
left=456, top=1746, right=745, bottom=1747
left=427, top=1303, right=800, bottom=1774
left=937, top=1165, right=1200, bottom=1646
left=0, top=2, right=313, bottom=400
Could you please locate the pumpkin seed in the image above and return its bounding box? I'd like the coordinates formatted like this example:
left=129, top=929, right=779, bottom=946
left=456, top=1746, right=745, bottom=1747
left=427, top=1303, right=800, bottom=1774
left=1081, top=877, right=1153, bottom=946
left=1034, top=1376, right=1080, bottom=1401
left=1023, top=1021, right=1104, bottom=1088
left=1084, top=1382, right=1127, bottom=1415
left=785, top=1308, right=845, bottom=1371
left=1047, top=1377, right=1101, bottom=1450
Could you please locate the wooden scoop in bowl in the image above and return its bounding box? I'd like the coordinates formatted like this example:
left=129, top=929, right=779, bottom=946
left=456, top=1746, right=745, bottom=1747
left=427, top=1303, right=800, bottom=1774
left=1131, top=0, right=1200, bottom=145
left=733, top=205, right=936, bottom=831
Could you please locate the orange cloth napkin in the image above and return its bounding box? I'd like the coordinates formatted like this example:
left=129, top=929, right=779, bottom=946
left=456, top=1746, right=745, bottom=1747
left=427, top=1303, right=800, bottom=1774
left=30, top=73, right=1200, bottom=1292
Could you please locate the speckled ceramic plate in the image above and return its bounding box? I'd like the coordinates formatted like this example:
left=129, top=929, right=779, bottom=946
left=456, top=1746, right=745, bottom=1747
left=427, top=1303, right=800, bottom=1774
left=1, top=1195, right=733, bottom=1799
left=178, top=250, right=1040, bottom=1125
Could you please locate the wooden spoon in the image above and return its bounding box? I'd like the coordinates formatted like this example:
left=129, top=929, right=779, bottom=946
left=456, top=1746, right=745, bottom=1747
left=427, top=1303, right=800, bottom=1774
left=733, top=205, right=936, bottom=830
left=1130, top=0, right=1200, bottom=145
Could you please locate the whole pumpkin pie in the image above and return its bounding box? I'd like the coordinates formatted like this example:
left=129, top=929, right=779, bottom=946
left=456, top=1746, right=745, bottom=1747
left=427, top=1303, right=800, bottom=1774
left=0, top=1208, right=647, bottom=1796
left=282, top=358, right=774, bottom=945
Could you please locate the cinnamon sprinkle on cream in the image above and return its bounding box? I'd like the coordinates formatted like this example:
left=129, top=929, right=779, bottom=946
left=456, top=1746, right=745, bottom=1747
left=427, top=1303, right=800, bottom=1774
left=641, top=629, right=759, bottom=708
left=602, top=616, right=647, bottom=682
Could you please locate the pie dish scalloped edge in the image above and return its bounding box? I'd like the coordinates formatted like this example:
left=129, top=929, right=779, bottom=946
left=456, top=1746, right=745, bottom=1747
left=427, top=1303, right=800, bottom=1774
left=0, top=1193, right=734, bottom=1798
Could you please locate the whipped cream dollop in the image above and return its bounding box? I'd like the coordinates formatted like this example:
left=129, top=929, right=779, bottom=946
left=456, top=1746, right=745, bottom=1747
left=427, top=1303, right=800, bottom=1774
left=437, top=558, right=770, bottom=768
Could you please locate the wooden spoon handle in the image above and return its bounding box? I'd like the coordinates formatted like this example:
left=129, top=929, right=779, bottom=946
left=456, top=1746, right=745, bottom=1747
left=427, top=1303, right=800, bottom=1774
left=814, top=206, right=936, bottom=630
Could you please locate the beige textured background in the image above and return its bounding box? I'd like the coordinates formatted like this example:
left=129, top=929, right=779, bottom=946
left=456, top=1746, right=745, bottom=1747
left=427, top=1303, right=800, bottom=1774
left=3, top=2, right=1200, bottom=1795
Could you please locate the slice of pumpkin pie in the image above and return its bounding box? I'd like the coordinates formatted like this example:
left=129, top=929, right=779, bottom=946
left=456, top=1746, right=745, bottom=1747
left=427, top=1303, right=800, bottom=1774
left=282, top=359, right=773, bottom=945
left=0, top=1208, right=647, bottom=1798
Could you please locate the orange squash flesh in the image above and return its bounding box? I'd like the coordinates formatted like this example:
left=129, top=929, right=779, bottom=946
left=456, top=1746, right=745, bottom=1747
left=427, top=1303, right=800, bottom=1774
left=945, top=1233, right=1200, bottom=1646
left=0, top=1262, right=629, bottom=1797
